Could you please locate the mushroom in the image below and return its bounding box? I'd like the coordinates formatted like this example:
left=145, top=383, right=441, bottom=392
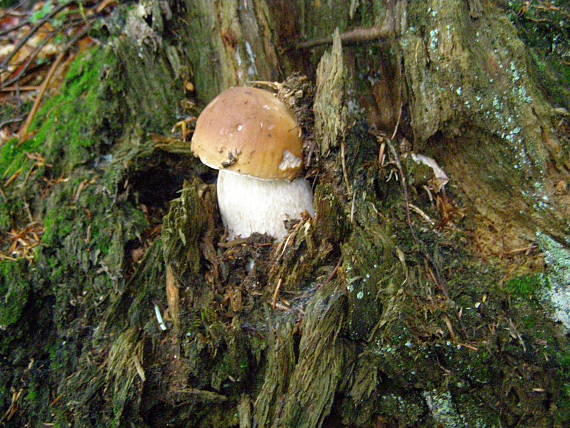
left=191, top=86, right=315, bottom=241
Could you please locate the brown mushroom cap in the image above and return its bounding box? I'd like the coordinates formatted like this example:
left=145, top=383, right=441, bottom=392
left=190, top=87, right=303, bottom=180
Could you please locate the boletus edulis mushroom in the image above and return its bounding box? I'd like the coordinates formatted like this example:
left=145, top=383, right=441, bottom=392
left=191, top=86, right=315, bottom=241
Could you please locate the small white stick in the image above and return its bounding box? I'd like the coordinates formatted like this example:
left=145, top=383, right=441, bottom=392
left=154, top=304, right=168, bottom=331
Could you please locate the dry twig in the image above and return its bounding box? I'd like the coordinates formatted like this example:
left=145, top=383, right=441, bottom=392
left=296, top=25, right=393, bottom=50
left=18, top=50, right=65, bottom=141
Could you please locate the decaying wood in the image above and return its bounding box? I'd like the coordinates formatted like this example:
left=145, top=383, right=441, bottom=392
left=313, top=30, right=346, bottom=157
left=1, top=0, right=568, bottom=427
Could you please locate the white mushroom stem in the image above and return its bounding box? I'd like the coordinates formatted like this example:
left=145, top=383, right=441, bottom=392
left=217, top=169, right=315, bottom=241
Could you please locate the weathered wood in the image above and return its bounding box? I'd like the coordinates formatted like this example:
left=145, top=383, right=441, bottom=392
left=313, top=30, right=347, bottom=157
left=1, top=0, right=569, bottom=427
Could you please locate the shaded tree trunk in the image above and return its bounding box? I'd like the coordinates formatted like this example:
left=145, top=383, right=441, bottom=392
left=1, top=1, right=569, bottom=427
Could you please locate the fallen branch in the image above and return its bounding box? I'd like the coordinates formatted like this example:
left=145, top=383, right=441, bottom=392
left=18, top=51, right=65, bottom=141
left=0, top=86, right=40, bottom=92
left=296, top=25, right=393, bottom=50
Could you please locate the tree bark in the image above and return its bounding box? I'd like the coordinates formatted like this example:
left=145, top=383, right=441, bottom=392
left=1, top=1, right=569, bottom=427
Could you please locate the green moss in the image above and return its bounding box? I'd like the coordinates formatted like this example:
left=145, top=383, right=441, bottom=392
left=376, top=393, right=425, bottom=426
left=211, top=325, right=251, bottom=391
left=0, top=260, right=30, bottom=329
left=41, top=184, right=75, bottom=247
left=0, top=43, right=164, bottom=426
left=30, top=48, right=118, bottom=176
left=0, top=193, right=19, bottom=230
left=330, top=189, right=568, bottom=426
left=0, top=46, right=125, bottom=257
left=0, top=137, right=43, bottom=180
left=342, top=219, right=397, bottom=341
left=41, top=178, right=148, bottom=335
left=0, top=48, right=115, bottom=187
left=25, top=384, right=38, bottom=403
left=505, top=274, right=545, bottom=299
left=506, top=0, right=570, bottom=107
left=0, top=13, right=198, bottom=423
